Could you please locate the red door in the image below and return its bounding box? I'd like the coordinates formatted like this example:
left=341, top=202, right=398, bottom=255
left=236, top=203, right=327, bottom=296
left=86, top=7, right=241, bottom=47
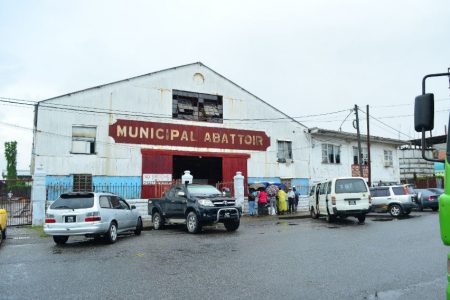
left=141, top=151, right=173, bottom=198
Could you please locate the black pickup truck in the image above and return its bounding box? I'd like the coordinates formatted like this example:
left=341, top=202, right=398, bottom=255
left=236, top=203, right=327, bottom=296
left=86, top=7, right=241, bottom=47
left=148, top=184, right=241, bottom=233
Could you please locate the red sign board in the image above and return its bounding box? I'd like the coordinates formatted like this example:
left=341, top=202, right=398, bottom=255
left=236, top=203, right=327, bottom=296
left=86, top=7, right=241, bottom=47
left=109, top=119, right=270, bottom=151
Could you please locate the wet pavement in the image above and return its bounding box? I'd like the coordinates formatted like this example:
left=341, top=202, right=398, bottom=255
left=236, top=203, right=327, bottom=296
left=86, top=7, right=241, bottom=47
left=0, top=211, right=446, bottom=299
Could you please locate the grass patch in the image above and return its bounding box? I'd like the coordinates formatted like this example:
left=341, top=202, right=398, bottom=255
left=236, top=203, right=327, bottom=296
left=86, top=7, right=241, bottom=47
left=24, top=225, right=48, bottom=237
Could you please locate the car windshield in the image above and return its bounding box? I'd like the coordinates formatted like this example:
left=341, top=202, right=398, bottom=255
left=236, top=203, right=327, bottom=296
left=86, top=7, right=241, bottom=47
left=335, top=179, right=367, bottom=194
left=187, top=185, right=222, bottom=196
left=50, top=196, right=94, bottom=209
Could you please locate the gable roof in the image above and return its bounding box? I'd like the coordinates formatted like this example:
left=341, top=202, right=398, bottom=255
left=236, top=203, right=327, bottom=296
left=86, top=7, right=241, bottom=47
left=39, top=62, right=307, bottom=128
left=308, top=127, right=406, bottom=146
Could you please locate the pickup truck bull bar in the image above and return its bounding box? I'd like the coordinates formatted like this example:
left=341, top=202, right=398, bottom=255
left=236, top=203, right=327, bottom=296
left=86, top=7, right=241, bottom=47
left=216, top=208, right=240, bottom=222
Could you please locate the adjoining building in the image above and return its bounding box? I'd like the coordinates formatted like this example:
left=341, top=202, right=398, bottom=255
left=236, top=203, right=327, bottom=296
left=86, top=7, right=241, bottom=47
left=31, top=62, right=311, bottom=198
left=308, top=128, right=404, bottom=186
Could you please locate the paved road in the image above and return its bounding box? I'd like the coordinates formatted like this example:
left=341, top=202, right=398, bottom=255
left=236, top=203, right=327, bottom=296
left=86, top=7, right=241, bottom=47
left=0, top=212, right=447, bottom=300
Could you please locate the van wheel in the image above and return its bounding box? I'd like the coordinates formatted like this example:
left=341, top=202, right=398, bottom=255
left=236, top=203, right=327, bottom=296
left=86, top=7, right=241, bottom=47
left=326, top=213, right=336, bottom=223
left=389, top=204, right=402, bottom=218
left=1, top=227, right=6, bottom=240
left=310, top=207, right=318, bottom=219
left=104, top=222, right=118, bottom=244
left=357, top=215, right=366, bottom=224
left=152, top=212, right=164, bottom=230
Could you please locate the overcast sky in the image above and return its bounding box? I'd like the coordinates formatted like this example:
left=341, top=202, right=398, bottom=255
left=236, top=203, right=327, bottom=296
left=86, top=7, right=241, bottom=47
left=0, top=0, right=449, bottom=177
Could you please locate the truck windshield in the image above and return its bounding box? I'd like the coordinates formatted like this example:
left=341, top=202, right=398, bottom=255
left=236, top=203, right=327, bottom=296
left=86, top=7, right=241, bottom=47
left=187, top=185, right=222, bottom=196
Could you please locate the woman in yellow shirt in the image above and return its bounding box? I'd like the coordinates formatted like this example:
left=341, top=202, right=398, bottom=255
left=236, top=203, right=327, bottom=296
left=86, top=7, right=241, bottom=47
left=277, top=189, right=287, bottom=214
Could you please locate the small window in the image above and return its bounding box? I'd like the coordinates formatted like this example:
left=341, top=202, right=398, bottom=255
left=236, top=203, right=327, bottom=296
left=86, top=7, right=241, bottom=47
left=119, top=199, right=130, bottom=210
left=99, top=196, right=111, bottom=208
left=380, top=188, right=390, bottom=197
left=72, top=126, right=96, bottom=154
left=172, top=90, right=223, bottom=123
left=322, top=144, right=341, bottom=164
left=326, top=181, right=331, bottom=194
left=73, top=174, right=92, bottom=192
left=319, top=183, right=327, bottom=195
left=392, top=187, right=405, bottom=195
left=277, top=141, right=293, bottom=162
left=384, top=150, right=393, bottom=167
left=353, top=147, right=368, bottom=165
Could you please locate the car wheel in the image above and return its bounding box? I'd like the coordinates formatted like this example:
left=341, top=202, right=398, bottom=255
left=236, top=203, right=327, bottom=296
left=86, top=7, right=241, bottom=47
left=432, top=207, right=439, bottom=212
left=357, top=215, right=366, bottom=224
left=186, top=211, right=202, bottom=233
left=152, top=212, right=164, bottom=230
left=1, top=228, right=6, bottom=240
left=224, top=219, right=240, bottom=232
left=134, top=217, right=143, bottom=236
left=53, top=235, right=69, bottom=245
left=104, top=222, right=118, bottom=244
left=389, top=204, right=402, bottom=217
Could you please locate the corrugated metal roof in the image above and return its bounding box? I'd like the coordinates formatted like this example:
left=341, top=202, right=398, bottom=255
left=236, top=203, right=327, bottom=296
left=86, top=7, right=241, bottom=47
left=308, top=127, right=406, bottom=146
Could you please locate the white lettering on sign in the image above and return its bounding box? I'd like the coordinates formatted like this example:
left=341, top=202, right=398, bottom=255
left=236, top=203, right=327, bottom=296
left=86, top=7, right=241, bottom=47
left=142, top=174, right=172, bottom=185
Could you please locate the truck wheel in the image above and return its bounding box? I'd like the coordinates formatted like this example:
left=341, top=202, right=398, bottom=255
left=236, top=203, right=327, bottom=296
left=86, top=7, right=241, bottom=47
left=152, top=212, right=164, bottom=230
left=432, top=207, right=439, bottom=212
left=186, top=212, right=202, bottom=233
left=53, top=235, right=69, bottom=245
left=104, top=222, right=118, bottom=244
left=389, top=204, right=402, bottom=217
left=326, top=213, right=336, bottom=223
left=224, top=219, right=240, bottom=232
left=357, top=215, right=366, bottom=224
left=134, top=217, right=143, bottom=236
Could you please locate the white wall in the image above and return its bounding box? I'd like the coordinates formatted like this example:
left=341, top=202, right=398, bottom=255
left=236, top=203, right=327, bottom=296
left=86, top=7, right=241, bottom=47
left=33, top=64, right=310, bottom=179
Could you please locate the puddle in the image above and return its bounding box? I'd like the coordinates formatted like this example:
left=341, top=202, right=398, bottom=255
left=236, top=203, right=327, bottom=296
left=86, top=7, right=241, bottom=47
left=372, top=218, right=393, bottom=222
left=327, top=226, right=339, bottom=229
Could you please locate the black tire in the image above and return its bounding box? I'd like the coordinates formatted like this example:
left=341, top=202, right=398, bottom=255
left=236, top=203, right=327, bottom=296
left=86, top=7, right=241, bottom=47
left=0, top=229, right=3, bottom=246
left=432, top=207, right=439, bottom=212
left=152, top=211, right=164, bottom=230
left=104, top=222, right=118, bottom=244
left=2, top=228, right=6, bottom=240
left=404, top=209, right=411, bottom=215
left=186, top=211, right=202, bottom=233
left=224, top=219, right=240, bottom=232
left=53, top=235, right=69, bottom=245
left=310, top=207, right=319, bottom=219
left=389, top=204, right=402, bottom=218
left=326, top=213, right=336, bottom=223
left=357, top=215, right=366, bottom=224
left=134, top=217, right=143, bottom=236
left=417, top=203, right=424, bottom=212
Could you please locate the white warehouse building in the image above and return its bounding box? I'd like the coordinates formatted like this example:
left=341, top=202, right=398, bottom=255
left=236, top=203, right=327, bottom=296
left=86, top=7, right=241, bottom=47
left=31, top=62, right=404, bottom=199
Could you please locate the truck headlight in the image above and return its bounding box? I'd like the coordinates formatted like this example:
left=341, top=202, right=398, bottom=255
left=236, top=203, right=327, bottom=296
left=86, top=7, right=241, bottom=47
left=198, top=199, right=214, bottom=207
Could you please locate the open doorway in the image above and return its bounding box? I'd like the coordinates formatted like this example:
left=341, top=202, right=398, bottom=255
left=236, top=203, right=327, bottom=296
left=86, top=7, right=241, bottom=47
left=172, top=155, right=222, bottom=185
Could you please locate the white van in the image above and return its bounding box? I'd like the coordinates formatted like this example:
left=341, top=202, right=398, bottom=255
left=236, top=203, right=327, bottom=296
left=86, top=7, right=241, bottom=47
left=309, top=177, right=371, bottom=223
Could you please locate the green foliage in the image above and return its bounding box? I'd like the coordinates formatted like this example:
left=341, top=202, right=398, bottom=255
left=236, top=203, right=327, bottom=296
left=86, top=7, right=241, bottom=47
left=4, top=141, right=17, bottom=180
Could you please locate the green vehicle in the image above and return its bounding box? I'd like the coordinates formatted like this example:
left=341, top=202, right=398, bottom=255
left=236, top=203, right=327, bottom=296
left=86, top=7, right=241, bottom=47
left=414, top=70, right=450, bottom=298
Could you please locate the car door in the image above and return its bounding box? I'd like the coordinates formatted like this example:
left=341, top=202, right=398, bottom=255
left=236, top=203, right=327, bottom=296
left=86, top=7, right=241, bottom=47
left=318, top=182, right=328, bottom=215
left=119, top=198, right=135, bottom=229
left=171, top=186, right=187, bottom=218
left=110, top=196, right=127, bottom=230
left=371, top=188, right=390, bottom=212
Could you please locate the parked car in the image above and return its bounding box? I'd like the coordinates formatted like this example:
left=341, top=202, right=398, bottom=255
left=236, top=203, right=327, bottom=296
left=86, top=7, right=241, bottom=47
left=44, top=192, right=143, bottom=245
left=0, top=208, right=7, bottom=245
left=415, top=188, right=440, bottom=211
left=370, top=185, right=417, bottom=217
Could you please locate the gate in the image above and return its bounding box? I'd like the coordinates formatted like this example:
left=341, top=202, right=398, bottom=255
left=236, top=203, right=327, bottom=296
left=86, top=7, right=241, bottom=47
left=0, top=179, right=33, bottom=226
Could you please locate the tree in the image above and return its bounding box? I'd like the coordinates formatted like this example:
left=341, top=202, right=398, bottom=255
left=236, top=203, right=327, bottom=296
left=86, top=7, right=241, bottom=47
left=4, top=141, right=17, bottom=180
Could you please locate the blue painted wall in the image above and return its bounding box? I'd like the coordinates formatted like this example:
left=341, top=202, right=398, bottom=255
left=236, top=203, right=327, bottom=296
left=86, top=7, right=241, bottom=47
left=248, top=177, right=281, bottom=184
left=45, top=175, right=142, bottom=200
left=291, top=178, right=309, bottom=196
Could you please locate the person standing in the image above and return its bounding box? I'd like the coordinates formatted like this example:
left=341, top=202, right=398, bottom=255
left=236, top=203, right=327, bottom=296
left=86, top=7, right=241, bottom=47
left=277, top=188, right=287, bottom=215
left=248, top=189, right=256, bottom=216
left=258, top=189, right=268, bottom=216
left=293, top=186, right=299, bottom=212
left=287, top=187, right=295, bottom=214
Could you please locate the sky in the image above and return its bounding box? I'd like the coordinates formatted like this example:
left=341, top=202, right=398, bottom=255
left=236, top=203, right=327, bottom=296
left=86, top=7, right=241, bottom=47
left=0, top=0, right=449, bottom=177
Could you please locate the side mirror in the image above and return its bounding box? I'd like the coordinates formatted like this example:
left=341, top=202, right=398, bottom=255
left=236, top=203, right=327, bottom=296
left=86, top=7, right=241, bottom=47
left=414, top=93, right=434, bottom=132
left=177, top=191, right=186, bottom=197
left=131, top=205, right=136, bottom=210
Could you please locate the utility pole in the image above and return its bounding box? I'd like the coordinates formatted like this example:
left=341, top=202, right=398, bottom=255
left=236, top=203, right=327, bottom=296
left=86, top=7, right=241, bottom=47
left=354, top=105, right=363, bottom=177
left=366, top=105, right=371, bottom=186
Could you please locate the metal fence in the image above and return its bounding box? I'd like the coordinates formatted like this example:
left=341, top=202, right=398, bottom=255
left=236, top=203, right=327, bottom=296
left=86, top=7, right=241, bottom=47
left=0, top=179, right=32, bottom=226
left=46, top=183, right=143, bottom=201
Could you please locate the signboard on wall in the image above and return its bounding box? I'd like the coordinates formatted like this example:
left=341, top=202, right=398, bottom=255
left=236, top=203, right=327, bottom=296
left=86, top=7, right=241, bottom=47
left=142, top=173, right=172, bottom=185
left=109, top=119, right=270, bottom=151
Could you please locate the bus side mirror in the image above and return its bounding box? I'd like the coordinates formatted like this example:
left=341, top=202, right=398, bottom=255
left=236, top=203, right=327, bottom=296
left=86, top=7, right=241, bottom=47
left=414, top=93, right=434, bottom=132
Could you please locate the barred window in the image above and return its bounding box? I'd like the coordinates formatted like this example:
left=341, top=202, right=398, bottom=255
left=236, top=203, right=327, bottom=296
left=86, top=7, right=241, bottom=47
left=384, top=150, right=393, bottom=167
left=353, top=146, right=368, bottom=165
left=277, top=140, right=293, bottom=162
left=322, top=144, right=341, bottom=164
left=73, top=174, right=92, bottom=192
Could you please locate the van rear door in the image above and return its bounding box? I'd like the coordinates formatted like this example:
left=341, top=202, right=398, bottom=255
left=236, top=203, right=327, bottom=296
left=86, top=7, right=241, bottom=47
left=334, top=178, right=370, bottom=211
